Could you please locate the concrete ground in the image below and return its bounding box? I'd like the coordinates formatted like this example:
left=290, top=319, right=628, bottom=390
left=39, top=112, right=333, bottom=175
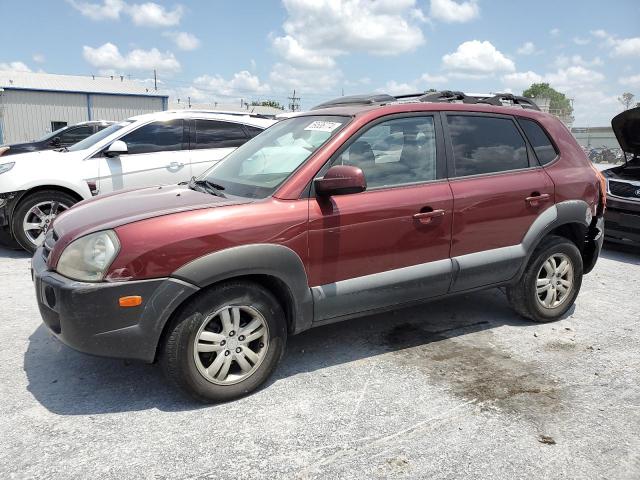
left=0, top=245, right=638, bottom=480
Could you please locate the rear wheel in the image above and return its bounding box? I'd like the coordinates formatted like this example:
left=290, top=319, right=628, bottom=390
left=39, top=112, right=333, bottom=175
left=161, top=281, right=287, bottom=403
left=11, top=190, right=76, bottom=253
left=507, top=235, right=583, bottom=323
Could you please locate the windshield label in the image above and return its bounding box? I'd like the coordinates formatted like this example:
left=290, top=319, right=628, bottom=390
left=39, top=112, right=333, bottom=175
left=304, top=121, right=342, bottom=132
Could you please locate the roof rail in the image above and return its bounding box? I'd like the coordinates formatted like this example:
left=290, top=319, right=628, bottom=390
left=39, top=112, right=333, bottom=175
left=476, top=93, right=540, bottom=110
left=310, top=93, right=396, bottom=110
left=310, top=90, right=541, bottom=111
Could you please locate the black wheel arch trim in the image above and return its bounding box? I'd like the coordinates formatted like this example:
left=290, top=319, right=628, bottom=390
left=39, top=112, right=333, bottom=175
left=171, top=243, right=314, bottom=334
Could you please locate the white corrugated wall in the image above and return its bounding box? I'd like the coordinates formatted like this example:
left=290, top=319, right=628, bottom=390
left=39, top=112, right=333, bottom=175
left=91, top=95, right=163, bottom=121
left=1, top=90, right=87, bottom=143
left=0, top=90, right=165, bottom=144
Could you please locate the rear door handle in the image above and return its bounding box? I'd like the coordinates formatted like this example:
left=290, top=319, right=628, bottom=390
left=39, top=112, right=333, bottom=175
left=413, top=209, right=445, bottom=224
left=168, top=161, right=184, bottom=168
left=525, top=193, right=551, bottom=206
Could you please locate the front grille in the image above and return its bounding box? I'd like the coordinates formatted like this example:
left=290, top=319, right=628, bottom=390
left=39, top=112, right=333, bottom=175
left=609, top=180, right=640, bottom=199
left=42, top=229, right=58, bottom=261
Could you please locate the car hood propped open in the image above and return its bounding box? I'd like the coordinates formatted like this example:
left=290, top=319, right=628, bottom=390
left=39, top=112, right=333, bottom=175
left=612, top=106, right=640, bottom=156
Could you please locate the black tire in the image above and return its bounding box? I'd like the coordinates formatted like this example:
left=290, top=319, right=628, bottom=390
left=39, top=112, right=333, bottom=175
left=11, top=190, right=77, bottom=253
left=507, top=235, right=583, bottom=323
left=161, top=281, right=287, bottom=403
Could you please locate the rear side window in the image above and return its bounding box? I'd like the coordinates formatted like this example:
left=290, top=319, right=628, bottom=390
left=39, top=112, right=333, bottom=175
left=120, top=120, right=184, bottom=154
left=517, top=118, right=558, bottom=165
left=194, top=120, right=248, bottom=149
left=447, top=115, right=528, bottom=177
left=244, top=125, right=264, bottom=138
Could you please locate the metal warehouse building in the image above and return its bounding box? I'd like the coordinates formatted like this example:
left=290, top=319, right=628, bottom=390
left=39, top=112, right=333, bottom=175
left=0, top=71, right=168, bottom=144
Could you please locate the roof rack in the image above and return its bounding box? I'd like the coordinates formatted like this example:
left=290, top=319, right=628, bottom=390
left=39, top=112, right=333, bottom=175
left=311, top=90, right=540, bottom=111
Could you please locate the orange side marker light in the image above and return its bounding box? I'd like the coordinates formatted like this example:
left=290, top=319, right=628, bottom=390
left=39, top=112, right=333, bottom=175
left=119, top=296, right=143, bottom=307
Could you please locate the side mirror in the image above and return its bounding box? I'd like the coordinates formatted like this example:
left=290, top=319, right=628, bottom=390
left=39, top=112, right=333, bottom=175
left=315, top=165, right=366, bottom=196
left=50, top=137, right=61, bottom=147
left=105, top=140, right=128, bottom=158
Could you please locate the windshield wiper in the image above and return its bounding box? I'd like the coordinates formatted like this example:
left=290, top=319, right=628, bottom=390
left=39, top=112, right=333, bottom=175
left=54, top=147, right=68, bottom=152
left=188, top=177, right=226, bottom=198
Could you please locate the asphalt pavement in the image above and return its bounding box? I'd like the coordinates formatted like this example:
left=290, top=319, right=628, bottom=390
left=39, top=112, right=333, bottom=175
left=0, top=244, right=638, bottom=479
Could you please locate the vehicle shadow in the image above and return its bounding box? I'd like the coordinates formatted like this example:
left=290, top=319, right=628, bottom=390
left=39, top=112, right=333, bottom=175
left=600, top=242, right=640, bottom=265
left=0, top=246, right=30, bottom=259
left=24, top=288, right=540, bottom=415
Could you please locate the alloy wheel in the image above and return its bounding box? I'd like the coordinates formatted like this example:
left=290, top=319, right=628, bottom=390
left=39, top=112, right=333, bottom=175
left=535, top=253, right=574, bottom=309
left=193, top=305, right=270, bottom=385
left=22, top=201, right=70, bottom=247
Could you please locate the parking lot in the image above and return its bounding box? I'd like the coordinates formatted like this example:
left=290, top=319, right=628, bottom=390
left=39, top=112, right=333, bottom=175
left=0, top=244, right=638, bottom=479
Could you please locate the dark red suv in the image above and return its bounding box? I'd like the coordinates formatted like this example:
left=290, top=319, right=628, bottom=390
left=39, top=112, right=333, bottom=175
left=32, top=91, right=606, bottom=402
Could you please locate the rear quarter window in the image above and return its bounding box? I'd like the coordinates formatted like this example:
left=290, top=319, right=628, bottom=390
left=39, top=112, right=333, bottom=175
left=517, top=118, right=558, bottom=165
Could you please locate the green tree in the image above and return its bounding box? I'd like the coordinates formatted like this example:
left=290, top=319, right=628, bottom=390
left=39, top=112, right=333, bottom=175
left=250, top=100, right=284, bottom=110
left=522, top=83, right=573, bottom=118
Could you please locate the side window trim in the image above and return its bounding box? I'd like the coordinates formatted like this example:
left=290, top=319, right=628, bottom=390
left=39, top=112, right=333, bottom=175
left=442, top=111, right=535, bottom=179
left=309, top=112, right=447, bottom=197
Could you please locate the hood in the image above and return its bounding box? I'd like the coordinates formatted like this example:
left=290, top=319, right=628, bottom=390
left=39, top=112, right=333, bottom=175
left=51, top=184, right=253, bottom=244
left=612, top=106, right=640, bottom=156
left=0, top=142, right=42, bottom=157
left=1, top=148, right=69, bottom=163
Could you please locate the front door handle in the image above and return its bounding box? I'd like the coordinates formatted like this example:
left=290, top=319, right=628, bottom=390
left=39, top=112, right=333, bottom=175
left=525, top=193, right=551, bottom=207
left=413, top=209, right=445, bottom=225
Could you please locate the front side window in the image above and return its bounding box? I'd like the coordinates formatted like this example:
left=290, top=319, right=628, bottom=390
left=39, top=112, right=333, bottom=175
left=335, top=116, right=437, bottom=189
left=447, top=115, right=528, bottom=177
left=517, top=118, right=558, bottom=165
left=201, top=115, right=348, bottom=198
left=68, top=121, right=132, bottom=152
left=194, top=120, right=248, bottom=149
left=120, top=119, right=184, bottom=155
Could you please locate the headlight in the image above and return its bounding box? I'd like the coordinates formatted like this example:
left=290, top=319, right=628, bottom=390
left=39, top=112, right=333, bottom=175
left=0, top=162, right=15, bottom=174
left=57, top=230, right=120, bottom=282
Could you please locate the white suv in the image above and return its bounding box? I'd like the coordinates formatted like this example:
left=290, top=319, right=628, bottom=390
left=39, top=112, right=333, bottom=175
left=0, top=110, right=275, bottom=251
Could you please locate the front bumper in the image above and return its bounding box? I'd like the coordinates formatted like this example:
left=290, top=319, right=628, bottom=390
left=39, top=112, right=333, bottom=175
left=31, top=248, right=199, bottom=362
left=0, top=190, right=23, bottom=228
left=605, top=196, right=640, bottom=246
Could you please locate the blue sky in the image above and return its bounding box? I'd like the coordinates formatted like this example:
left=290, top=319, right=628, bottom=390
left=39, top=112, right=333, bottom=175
left=1, top=0, right=639, bottom=125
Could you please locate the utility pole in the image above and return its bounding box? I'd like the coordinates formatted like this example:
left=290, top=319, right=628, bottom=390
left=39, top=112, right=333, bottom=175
left=288, top=89, right=301, bottom=112
left=153, top=69, right=157, bottom=91
left=188, top=96, right=191, bottom=108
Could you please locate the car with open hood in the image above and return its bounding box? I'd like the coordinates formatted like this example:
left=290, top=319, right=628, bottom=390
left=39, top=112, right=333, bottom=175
left=601, top=106, right=640, bottom=246
left=31, top=91, right=606, bottom=403
left=0, top=110, right=274, bottom=252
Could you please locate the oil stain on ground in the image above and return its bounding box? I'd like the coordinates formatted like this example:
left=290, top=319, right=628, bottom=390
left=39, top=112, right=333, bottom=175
left=382, top=322, right=562, bottom=419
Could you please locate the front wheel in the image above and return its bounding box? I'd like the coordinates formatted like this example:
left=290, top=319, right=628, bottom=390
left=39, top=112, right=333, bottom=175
left=507, top=235, right=583, bottom=323
left=161, top=281, right=287, bottom=403
left=11, top=190, right=77, bottom=253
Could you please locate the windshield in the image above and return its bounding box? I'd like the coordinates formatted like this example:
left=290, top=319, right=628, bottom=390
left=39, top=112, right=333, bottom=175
left=200, top=115, right=349, bottom=198
left=35, top=126, right=68, bottom=142
left=67, top=121, right=133, bottom=152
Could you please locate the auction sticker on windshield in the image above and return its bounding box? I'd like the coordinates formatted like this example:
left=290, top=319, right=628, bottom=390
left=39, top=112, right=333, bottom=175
left=304, top=121, right=342, bottom=132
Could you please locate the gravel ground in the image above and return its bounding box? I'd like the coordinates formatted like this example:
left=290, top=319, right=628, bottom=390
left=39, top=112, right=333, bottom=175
left=0, top=244, right=639, bottom=479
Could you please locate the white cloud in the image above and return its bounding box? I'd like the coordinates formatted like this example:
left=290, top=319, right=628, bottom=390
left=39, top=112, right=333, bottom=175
left=32, top=53, right=45, bottom=64
left=269, top=0, right=426, bottom=94
left=429, top=0, right=479, bottom=23
left=163, top=31, right=200, bottom=50
left=549, top=28, right=560, bottom=36
left=420, top=72, right=448, bottom=84
left=502, top=71, right=543, bottom=90
left=82, top=42, right=180, bottom=72
left=0, top=61, right=32, bottom=72
left=377, top=72, right=448, bottom=95
left=66, top=0, right=124, bottom=20
left=591, top=30, right=640, bottom=58
left=553, top=54, right=603, bottom=68
left=67, top=0, right=183, bottom=26
left=619, top=74, right=640, bottom=89
left=516, top=42, right=538, bottom=55
left=573, top=36, right=590, bottom=46
left=192, top=71, right=270, bottom=98
left=127, top=2, right=183, bottom=26
left=269, top=62, right=340, bottom=93
left=442, top=40, right=515, bottom=75
left=545, top=65, right=605, bottom=90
